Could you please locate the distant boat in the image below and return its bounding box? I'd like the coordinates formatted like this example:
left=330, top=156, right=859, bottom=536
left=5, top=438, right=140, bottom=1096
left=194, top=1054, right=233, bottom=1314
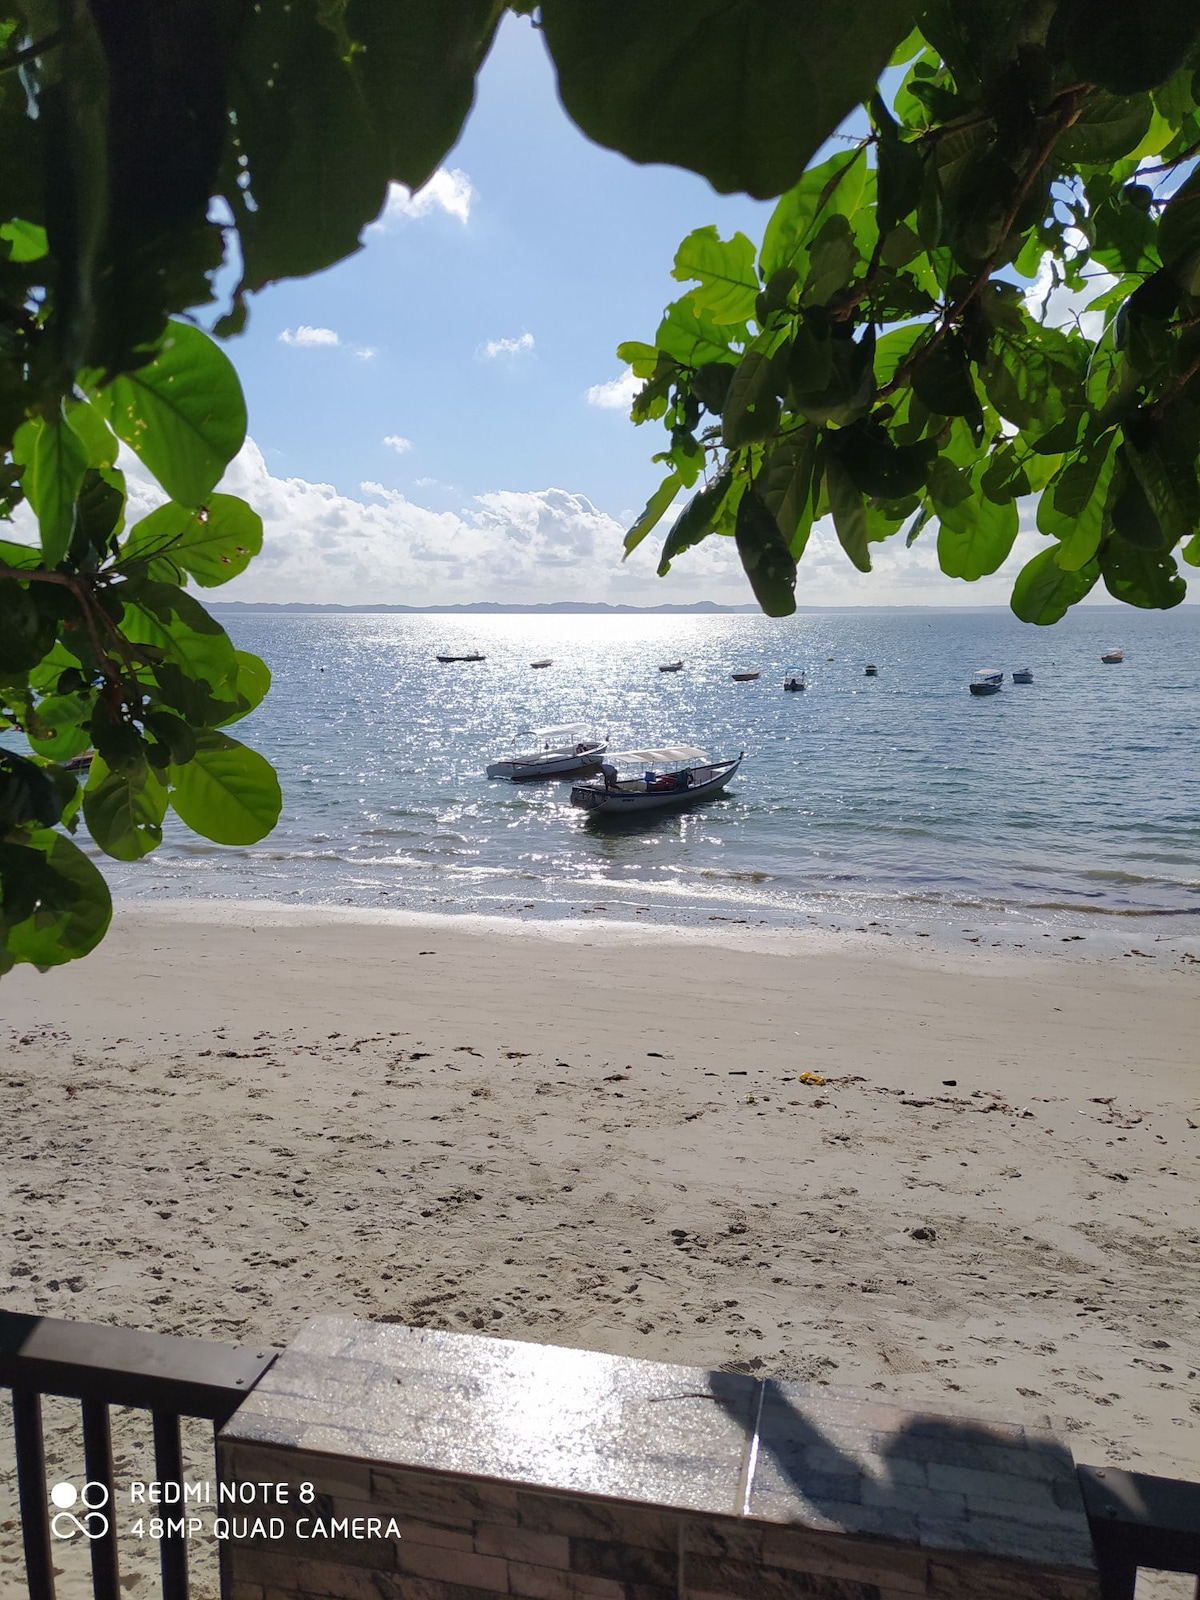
left=530, top=659, right=553, bottom=669
left=437, top=652, right=485, bottom=663
left=1101, top=647, right=1125, bottom=663
left=572, top=748, right=742, bottom=815
left=731, top=670, right=760, bottom=682
left=783, top=669, right=806, bottom=692
left=658, top=660, right=684, bottom=673
left=864, top=664, right=878, bottom=676
left=1012, top=667, right=1034, bottom=684
left=969, top=669, right=1004, bottom=697
left=64, top=749, right=94, bottom=774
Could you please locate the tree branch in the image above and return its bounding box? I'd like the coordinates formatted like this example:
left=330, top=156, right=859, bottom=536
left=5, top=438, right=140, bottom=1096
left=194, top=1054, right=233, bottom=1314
left=0, top=29, right=65, bottom=75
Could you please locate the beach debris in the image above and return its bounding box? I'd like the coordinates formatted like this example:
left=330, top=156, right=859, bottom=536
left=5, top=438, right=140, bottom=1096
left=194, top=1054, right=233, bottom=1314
left=797, top=1070, right=826, bottom=1086
left=942, top=1078, right=957, bottom=1087
left=909, top=1226, right=936, bottom=1241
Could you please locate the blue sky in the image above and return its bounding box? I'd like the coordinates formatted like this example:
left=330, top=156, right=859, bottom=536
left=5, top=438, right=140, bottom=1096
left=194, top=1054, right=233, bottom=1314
left=164, top=15, right=1152, bottom=610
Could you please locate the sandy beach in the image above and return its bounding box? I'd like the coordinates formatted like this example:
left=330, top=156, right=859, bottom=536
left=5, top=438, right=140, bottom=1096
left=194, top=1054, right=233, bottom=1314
left=2, top=904, right=1198, bottom=1590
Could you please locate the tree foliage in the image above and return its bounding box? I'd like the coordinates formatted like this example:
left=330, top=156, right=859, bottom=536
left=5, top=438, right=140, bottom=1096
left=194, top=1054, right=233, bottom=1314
left=620, top=2, right=1200, bottom=617
left=3, top=0, right=1200, bottom=970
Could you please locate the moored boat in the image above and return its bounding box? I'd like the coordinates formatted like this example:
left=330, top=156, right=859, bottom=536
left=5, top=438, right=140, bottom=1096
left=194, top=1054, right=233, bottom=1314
left=731, top=670, right=760, bottom=682
left=658, top=660, right=684, bottom=673
left=1012, top=667, right=1034, bottom=683
left=783, top=668, right=806, bottom=691
left=864, top=663, right=878, bottom=676
left=487, top=724, right=607, bottom=781
left=437, top=652, right=486, bottom=663
left=571, top=747, right=742, bottom=815
left=530, top=659, right=553, bottom=668
left=969, top=669, right=1004, bottom=696
left=1101, top=647, right=1125, bottom=663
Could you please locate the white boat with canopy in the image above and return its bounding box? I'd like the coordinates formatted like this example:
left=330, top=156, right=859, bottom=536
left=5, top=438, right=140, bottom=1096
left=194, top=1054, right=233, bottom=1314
left=570, top=746, right=742, bottom=814
left=486, top=724, right=607, bottom=781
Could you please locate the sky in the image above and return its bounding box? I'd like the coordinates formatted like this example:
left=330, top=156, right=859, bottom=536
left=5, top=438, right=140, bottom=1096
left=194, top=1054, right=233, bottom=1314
left=109, top=16, right=1171, bottom=609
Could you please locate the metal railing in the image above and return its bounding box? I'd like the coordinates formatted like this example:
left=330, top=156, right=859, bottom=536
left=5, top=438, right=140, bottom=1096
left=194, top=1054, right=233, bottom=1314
left=1078, top=1462, right=1200, bottom=1600
left=1, top=1310, right=275, bottom=1600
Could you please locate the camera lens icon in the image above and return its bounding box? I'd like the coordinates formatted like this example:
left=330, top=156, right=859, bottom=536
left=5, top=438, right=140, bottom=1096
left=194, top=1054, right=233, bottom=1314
left=50, top=1482, right=110, bottom=1539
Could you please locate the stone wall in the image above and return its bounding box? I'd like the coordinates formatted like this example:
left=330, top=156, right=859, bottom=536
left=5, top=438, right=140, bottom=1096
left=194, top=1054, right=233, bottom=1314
left=216, top=1318, right=1099, bottom=1600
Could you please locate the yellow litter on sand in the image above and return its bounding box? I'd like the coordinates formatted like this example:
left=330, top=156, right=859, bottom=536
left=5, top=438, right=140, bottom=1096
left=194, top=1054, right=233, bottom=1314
left=798, top=1070, right=826, bottom=1086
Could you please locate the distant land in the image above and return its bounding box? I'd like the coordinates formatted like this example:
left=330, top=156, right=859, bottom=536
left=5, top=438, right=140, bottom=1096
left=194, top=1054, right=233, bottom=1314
left=205, top=600, right=1062, bottom=615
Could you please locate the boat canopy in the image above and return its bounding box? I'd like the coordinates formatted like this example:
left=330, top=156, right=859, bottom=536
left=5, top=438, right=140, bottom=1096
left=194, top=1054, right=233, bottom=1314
left=605, top=745, right=708, bottom=771
left=520, top=723, right=591, bottom=744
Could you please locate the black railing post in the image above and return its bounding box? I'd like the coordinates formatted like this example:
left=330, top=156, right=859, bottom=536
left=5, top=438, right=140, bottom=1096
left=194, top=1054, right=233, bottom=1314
left=153, top=1408, right=189, bottom=1600
left=81, top=1398, right=120, bottom=1600
left=12, top=1384, right=55, bottom=1600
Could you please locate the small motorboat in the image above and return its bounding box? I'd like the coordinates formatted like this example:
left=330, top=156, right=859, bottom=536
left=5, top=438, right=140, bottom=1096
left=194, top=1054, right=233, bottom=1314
left=437, top=652, right=486, bottom=663
left=572, top=748, right=742, bottom=815
left=487, top=724, right=607, bottom=781
left=1101, top=647, right=1125, bottom=663
left=64, top=749, right=95, bottom=774
left=969, top=669, right=1004, bottom=697
left=731, top=670, right=760, bottom=682
left=1012, top=667, right=1034, bottom=683
left=864, top=664, right=878, bottom=676
left=530, top=659, right=553, bottom=669
left=658, top=660, right=684, bottom=673
left=783, top=669, right=806, bottom=691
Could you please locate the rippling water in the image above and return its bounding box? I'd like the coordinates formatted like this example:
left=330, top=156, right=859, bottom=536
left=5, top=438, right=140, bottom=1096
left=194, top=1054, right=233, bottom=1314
left=99, top=606, right=1200, bottom=947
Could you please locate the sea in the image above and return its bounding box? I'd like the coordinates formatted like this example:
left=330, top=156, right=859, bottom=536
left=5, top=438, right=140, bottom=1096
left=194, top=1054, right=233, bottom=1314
left=88, top=605, right=1200, bottom=956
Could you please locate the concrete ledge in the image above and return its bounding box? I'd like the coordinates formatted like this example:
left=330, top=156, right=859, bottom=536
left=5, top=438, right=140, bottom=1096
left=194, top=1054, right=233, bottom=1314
left=218, top=1317, right=1098, bottom=1600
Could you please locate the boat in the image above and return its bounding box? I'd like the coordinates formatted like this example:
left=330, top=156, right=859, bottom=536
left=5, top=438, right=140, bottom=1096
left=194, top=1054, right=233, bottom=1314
left=731, top=670, right=760, bottom=682
left=64, top=749, right=94, bottom=774
left=486, top=724, right=607, bottom=781
left=530, top=659, right=553, bottom=669
left=658, top=660, right=684, bottom=673
left=1101, top=647, right=1125, bottom=663
left=571, top=747, right=742, bottom=815
left=783, top=669, right=806, bottom=691
left=969, top=669, right=1004, bottom=697
left=437, top=652, right=485, bottom=663
left=1011, top=667, right=1034, bottom=683
left=864, top=664, right=878, bottom=676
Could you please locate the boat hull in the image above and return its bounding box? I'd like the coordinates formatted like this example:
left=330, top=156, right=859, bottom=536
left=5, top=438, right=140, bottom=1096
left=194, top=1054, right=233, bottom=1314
left=1012, top=670, right=1033, bottom=683
left=488, top=748, right=605, bottom=781
left=571, top=756, right=741, bottom=815
left=658, top=662, right=684, bottom=673
left=969, top=681, right=1002, bottom=696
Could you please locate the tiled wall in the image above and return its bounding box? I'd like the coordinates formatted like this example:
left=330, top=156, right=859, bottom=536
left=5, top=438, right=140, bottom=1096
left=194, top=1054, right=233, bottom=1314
left=217, top=1318, right=1099, bottom=1600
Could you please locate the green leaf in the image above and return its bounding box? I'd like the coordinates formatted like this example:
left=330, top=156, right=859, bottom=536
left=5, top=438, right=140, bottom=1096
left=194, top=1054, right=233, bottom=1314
left=911, top=332, right=982, bottom=430
left=655, top=297, right=741, bottom=368
left=0, top=579, right=56, bottom=675
left=624, top=474, right=683, bottom=555
left=1100, top=536, right=1188, bottom=607
left=617, top=341, right=660, bottom=378
left=761, top=148, right=869, bottom=279
left=541, top=0, right=915, bottom=200
left=1011, top=547, right=1101, bottom=623
left=83, top=755, right=169, bottom=861
left=672, top=227, right=760, bottom=324
left=658, top=472, right=732, bottom=574
left=86, top=322, right=247, bottom=508
left=169, top=729, right=282, bottom=845
left=27, top=694, right=93, bottom=762
left=723, top=345, right=786, bottom=448
left=122, top=493, right=264, bottom=587
left=1057, top=93, right=1154, bottom=164
left=734, top=486, right=796, bottom=614
left=1050, top=0, right=1200, bottom=95
left=117, top=580, right=241, bottom=703
left=760, top=427, right=819, bottom=553
left=0, top=219, right=47, bottom=262
left=63, top=398, right=119, bottom=469
left=0, top=832, right=112, bottom=970
left=11, top=416, right=89, bottom=566
left=936, top=486, right=1019, bottom=580
left=825, top=454, right=871, bottom=572
left=224, top=651, right=272, bottom=722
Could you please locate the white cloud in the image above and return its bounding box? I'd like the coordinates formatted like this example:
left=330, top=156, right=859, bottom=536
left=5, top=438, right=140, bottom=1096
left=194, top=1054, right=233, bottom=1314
left=1025, top=250, right=1117, bottom=341
left=480, top=332, right=534, bottom=360
left=278, top=325, right=341, bottom=348
left=586, top=367, right=640, bottom=411
left=368, top=167, right=475, bottom=229
left=382, top=435, right=413, bottom=455
left=355, top=346, right=377, bottom=361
